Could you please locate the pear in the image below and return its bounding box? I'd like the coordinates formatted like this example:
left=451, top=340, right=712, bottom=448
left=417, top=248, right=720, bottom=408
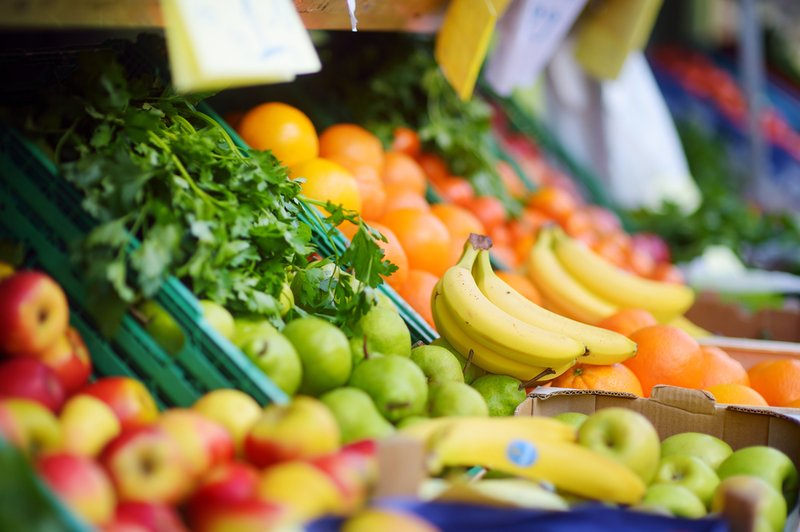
left=470, top=375, right=526, bottom=417
left=199, top=300, right=235, bottom=340
left=352, top=306, right=411, bottom=358
left=410, top=345, right=464, bottom=384
left=395, top=416, right=429, bottom=429
left=349, top=356, right=427, bottom=423
left=139, top=300, right=184, bottom=355
left=238, top=326, right=302, bottom=396
left=320, top=387, right=394, bottom=444
left=283, top=317, right=352, bottom=396
left=428, top=381, right=489, bottom=417
left=431, top=337, right=486, bottom=384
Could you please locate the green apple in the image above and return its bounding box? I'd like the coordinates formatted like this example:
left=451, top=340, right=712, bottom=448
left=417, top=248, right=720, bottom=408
left=654, top=454, right=719, bottom=507
left=239, top=328, right=302, bottom=396
left=577, top=408, right=660, bottom=484
left=642, top=484, right=706, bottom=518
left=716, top=446, right=799, bottom=509
left=711, top=475, right=787, bottom=532
left=660, top=432, right=732, bottom=471
left=199, top=300, right=235, bottom=340
left=139, top=300, right=184, bottom=355
left=430, top=337, right=486, bottom=384
left=552, top=412, right=589, bottom=431
left=283, top=317, right=352, bottom=396
left=427, top=382, right=488, bottom=418
left=410, top=345, right=464, bottom=384
left=469, top=375, right=526, bottom=417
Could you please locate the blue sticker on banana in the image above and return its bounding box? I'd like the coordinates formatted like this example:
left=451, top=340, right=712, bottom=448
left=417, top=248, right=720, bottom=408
left=506, top=439, right=538, bottom=467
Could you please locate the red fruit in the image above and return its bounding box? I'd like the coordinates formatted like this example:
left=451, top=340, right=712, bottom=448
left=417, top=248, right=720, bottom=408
left=80, top=377, right=159, bottom=431
left=40, top=327, right=92, bottom=395
left=37, top=452, right=116, bottom=526
left=0, top=358, right=65, bottom=412
left=114, top=501, right=188, bottom=532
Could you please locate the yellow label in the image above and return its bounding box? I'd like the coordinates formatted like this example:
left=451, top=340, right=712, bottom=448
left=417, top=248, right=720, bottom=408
left=435, top=0, right=498, bottom=101
left=161, top=0, right=321, bottom=93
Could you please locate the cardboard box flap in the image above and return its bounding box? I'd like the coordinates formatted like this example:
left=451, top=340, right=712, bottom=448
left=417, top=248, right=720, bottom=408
left=649, top=385, right=717, bottom=415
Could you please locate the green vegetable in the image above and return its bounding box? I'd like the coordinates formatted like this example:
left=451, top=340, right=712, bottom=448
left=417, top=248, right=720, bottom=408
left=22, top=45, right=395, bottom=334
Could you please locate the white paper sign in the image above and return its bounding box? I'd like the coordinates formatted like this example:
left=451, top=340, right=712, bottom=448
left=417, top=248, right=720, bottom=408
left=485, top=0, right=587, bottom=96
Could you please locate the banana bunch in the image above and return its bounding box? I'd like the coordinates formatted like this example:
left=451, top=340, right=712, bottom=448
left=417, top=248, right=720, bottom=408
left=403, top=416, right=646, bottom=505
left=526, top=227, right=695, bottom=324
left=431, top=235, right=637, bottom=383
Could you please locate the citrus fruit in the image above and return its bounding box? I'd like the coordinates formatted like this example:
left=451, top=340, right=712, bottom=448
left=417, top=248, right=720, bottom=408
left=705, top=383, right=768, bottom=407
left=435, top=177, right=474, bottom=206
left=319, top=123, right=384, bottom=173
left=290, top=158, right=362, bottom=215
left=237, top=102, right=318, bottom=167
left=596, top=309, right=658, bottom=337
left=380, top=208, right=452, bottom=277
left=382, top=151, right=427, bottom=195
left=527, top=186, right=579, bottom=224
left=382, top=185, right=430, bottom=215
left=350, top=165, right=386, bottom=221
left=624, top=325, right=704, bottom=397
left=367, top=222, right=409, bottom=292
left=747, top=359, right=800, bottom=407
left=430, top=203, right=485, bottom=264
left=697, top=346, right=749, bottom=388
left=551, top=363, right=643, bottom=396
left=496, top=160, right=527, bottom=199
left=390, top=127, right=421, bottom=159
left=464, top=196, right=507, bottom=233
left=397, top=270, right=439, bottom=329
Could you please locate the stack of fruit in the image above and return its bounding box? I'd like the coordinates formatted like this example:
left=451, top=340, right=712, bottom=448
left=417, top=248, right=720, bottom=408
left=0, top=268, right=442, bottom=531
left=404, top=407, right=799, bottom=531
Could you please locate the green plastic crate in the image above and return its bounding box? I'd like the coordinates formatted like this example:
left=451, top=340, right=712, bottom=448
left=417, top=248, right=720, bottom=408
left=201, top=104, right=439, bottom=344
left=0, top=126, right=288, bottom=408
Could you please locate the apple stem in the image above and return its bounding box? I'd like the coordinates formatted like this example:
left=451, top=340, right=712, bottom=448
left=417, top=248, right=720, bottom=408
left=129, top=306, right=150, bottom=326
left=412, top=341, right=425, bottom=349
left=258, top=341, right=270, bottom=357
left=386, top=401, right=410, bottom=410
left=519, top=368, right=556, bottom=390
left=362, top=335, right=370, bottom=360
left=464, top=349, right=475, bottom=375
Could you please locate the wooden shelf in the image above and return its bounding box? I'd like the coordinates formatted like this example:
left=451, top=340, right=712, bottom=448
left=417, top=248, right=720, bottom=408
left=0, top=0, right=447, bottom=32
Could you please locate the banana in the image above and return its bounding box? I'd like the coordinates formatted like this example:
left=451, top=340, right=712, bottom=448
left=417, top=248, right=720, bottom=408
left=427, top=420, right=646, bottom=505
left=400, top=416, right=577, bottom=445
left=438, top=240, right=585, bottom=367
left=551, top=229, right=695, bottom=321
left=432, top=291, right=576, bottom=382
left=474, top=250, right=637, bottom=365
left=666, top=315, right=712, bottom=338
left=526, top=228, right=619, bottom=324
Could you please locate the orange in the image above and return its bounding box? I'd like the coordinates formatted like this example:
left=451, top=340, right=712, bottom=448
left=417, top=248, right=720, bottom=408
left=366, top=222, right=409, bottom=292
left=747, top=359, right=800, bottom=406
left=551, top=363, right=643, bottom=396
left=380, top=208, right=452, bottom=277
left=430, top=204, right=486, bottom=264
left=596, top=309, right=658, bottom=337
left=350, top=165, right=386, bottom=221
left=319, top=123, right=384, bottom=173
left=527, top=186, right=579, bottom=224
left=490, top=245, right=520, bottom=270
left=591, top=234, right=629, bottom=268
left=435, top=177, right=475, bottom=206
left=382, top=151, right=427, bottom=195
left=584, top=206, right=622, bottom=236
left=513, top=234, right=536, bottom=263
left=382, top=184, right=430, bottom=215
left=417, top=153, right=450, bottom=185
left=488, top=224, right=512, bottom=248
left=624, top=325, right=704, bottom=397
left=649, top=263, right=685, bottom=284
left=289, top=158, right=361, bottom=215
left=496, top=160, right=527, bottom=199
left=697, top=346, right=749, bottom=388
left=465, top=196, right=508, bottom=233
left=397, top=270, right=439, bottom=329
left=391, top=127, right=421, bottom=159
left=237, top=102, right=319, bottom=167
left=626, top=247, right=656, bottom=278
left=787, top=398, right=800, bottom=408
left=496, top=271, right=541, bottom=305
left=705, top=383, right=768, bottom=407
left=562, top=210, right=593, bottom=239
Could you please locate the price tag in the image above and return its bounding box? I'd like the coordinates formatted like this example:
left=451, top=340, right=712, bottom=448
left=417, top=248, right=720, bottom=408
left=435, top=0, right=497, bottom=101
left=484, top=0, right=587, bottom=96
left=574, top=0, right=663, bottom=80
left=161, top=0, right=321, bottom=93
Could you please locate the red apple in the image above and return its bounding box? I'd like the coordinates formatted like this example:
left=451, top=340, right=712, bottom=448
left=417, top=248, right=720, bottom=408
left=158, top=409, right=234, bottom=478
left=60, top=394, right=121, bottom=457
left=113, top=501, right=188, bottom=532
left=192, top=389, right=262, bottom=454
left=255, top=460, right=344, bottom=522
left=310, top=441, right=379, bottom=513
left=101, top=425, right=193, bottom=505
left=190, top=499, right=288, bottom=532
left=80, top=377, right=159, bottom=431
left=40, top=327, right=92, bottom=394
left=0, top=271, right=69, bottom=357
left=37, top=452, right=116, bottom=526
left=0, top=398, right=62, bottom=456
left=243, top=396, right=340, bottom=468
left=0, top=358, right=65, bottom=412
left=186, top=461, right=260, bottom=524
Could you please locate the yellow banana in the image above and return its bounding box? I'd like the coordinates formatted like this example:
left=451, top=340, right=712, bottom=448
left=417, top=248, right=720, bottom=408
left=551, top=229, right=695, bottom=321
left=526, top=228, right=618, bottom=324
left=432, top=291, right=576, bottom=382
left=400, top=416, right=576, bottom=446
left=666, top=315, right=712, bottom=338
left=474, top=250, right=637, bottom=365
left=439, top=241, right=585, bottom=367
left=427, top=421, right=646, bottom=505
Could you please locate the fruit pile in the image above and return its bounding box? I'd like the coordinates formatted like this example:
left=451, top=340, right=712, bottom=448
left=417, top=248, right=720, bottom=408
left=0, top=268, right=444, bottom=531
left=403, top=407, right=799, bottom=531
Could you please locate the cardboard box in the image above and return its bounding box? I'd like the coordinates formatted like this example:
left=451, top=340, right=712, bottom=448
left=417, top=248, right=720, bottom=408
left=516, top=385, right=800, bottom=532
left=699, top=336, right=800, bottom=370
left=686, top=292, right=800, bottom=342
